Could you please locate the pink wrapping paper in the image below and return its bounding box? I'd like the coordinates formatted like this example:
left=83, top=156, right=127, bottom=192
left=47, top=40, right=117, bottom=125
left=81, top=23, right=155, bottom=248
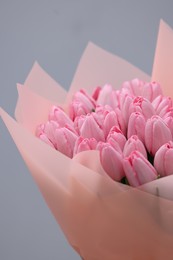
left=1, top=20, right=173, bottom=260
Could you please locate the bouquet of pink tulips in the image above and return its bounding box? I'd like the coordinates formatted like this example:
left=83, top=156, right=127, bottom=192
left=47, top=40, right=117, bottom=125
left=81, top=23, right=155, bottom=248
left=36, top=78, right=173, bottom=187
left=1, top=20, right=173, bottom=260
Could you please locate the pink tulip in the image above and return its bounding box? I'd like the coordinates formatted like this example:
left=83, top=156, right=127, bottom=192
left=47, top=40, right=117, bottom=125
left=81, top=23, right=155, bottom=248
left=119, top=93, right=133, bottom=126
left=69, top=100, right=90, bottom=120
left=53, top=127, right=78, bottom=158
left=123, top=151, right=158, bottom=187
left=114, top=107, right=126, bottom=135
left=142, top=81, right=162, bottom=102
left=129, top=96, right=155, bottom=120
left=69, top=89, right=96, bottom=120
left=154, top=141, right=173, bottom=177
left=127, top=112, right=146, bottom=143
left=121, top=78, right=144, bottom=97
left=96, top=84, right=112, bottom=105
left=102, top=110, right=120, bottom=137
left=107, top=126, right=126, bottom=153
left=96, top=84, right=119, bottom=109
left=123, top=135, right=147, bottom=158
left=152, top=95, right=172, bottom=117
left=73, top=136, right=97, bottom=155
left=36, top=120, right=60, bottom=145
left=36, top=120, right=78, bottom=158
left=49, top=106, right=74, bottom=128
left=74, top=113, right=105, bottom=141
left=74, top=114, right=85, bottom=133
left=145, top=115, right=172, bottom=155
left=95, top=105, right=126, bottom=137
left=77, top=89, right=96, bottom=106
left=99, top=142, right=125, bottom=181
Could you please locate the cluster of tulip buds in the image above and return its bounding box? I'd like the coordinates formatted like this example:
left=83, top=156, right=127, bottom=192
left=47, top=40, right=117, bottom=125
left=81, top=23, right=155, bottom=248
left=36, top=79, right=173, bottom=187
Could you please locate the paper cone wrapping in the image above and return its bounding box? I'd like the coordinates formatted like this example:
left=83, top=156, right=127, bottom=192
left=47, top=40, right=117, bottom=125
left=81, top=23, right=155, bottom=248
left=1, top=20, right=173, bottom=260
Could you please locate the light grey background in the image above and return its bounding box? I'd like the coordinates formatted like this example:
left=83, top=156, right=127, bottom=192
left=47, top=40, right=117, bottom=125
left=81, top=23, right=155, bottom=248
left=0, top=1, right=173, bottom=259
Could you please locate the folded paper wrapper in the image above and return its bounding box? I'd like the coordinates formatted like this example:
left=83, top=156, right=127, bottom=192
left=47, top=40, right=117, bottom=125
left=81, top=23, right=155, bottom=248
left=1, top=20, right=173, bottom=260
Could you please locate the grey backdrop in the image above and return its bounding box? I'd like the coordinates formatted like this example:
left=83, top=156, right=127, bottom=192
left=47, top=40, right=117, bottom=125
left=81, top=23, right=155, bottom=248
left=1, top=1, right=173, bottom=259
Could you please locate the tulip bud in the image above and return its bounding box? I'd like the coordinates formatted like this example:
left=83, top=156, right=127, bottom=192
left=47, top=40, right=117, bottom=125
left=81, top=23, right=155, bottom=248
left=49, top=106, right=74, bottom=127
left=36, top=120, right=59, bottom=145
left=99, top=142, right=125, bottom=181
left=36, top=119, right=78, bottom=158
left=77, top=89, right=96, bottom=107
left=142, top=81, right=162, bottom=102
left=96, top=84, right=112, bottom=104
left=129, top=96, right=155, bottom=120
left=69, top=101, right=89, bottom=120
left=114, top=107, right=126, bottom=135
left=74, top=113, right=105, bottom=141
left=123, top=151, right=158, bottom=187
left=54, top=127, right=78, bottom=158
left=154, top=141, right=173, bottom=177
left=97, top=84, right=118, bottom=108
left=145, top=115, right=172, bottom=155
left=73, top=136, right=97, bottom=155
left=152, top=95, right=172, bottom=117
left=123, top=135, right=147, bottom=158
left=69, top=89, right=95, bottom=120
left=127, top=112, right=146, bottom=143
left=95, top=105, right=125, bottom=134
left=119, top=93, right=133, bottom=126
left=107, top=126, right=126, bottom=153
left=121, top=78, right=144, bottom=97
left=103, top=110, right=119, bottom=138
